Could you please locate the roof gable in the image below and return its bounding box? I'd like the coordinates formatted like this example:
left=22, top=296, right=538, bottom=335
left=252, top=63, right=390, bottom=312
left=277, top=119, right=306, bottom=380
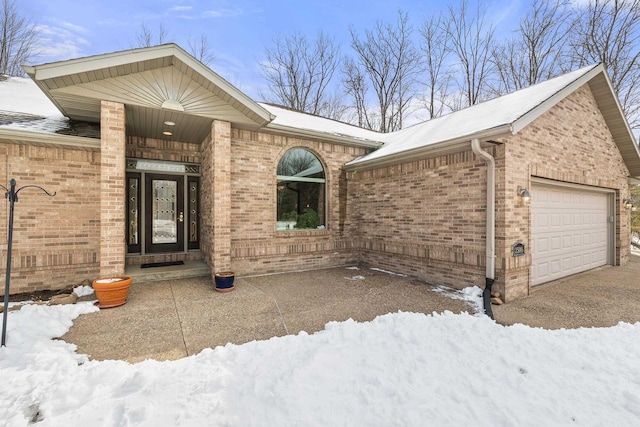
left=22, top=44, right=274, bottom=142
left=347, top=64, right=640, bottom=177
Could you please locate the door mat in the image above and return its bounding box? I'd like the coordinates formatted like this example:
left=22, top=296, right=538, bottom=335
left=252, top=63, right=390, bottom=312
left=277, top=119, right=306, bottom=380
left=140, top=261, right=185, bottom=268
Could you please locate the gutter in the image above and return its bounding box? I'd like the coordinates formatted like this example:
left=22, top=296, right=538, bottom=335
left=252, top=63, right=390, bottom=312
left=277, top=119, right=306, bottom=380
left=345, top=124, right=512, bottom=172
left=471, top=138, right=495, bottom=319
left=0, top=128, right=100, bottom=151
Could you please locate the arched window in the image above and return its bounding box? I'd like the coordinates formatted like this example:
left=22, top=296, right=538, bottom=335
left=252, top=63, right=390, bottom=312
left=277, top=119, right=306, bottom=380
left=276, top=148, right=326, bottom=230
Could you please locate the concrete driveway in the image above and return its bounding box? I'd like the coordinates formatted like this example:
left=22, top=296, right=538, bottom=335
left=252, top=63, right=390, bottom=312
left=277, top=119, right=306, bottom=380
left=62, top=256, right=640, bottom=363
left=494, top=254, right=640, bottom=329
left=62, top=266, right=473, bottom=363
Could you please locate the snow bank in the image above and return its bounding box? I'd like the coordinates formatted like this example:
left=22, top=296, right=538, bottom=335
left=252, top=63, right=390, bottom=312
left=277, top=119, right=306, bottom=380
left=2, top=303, right=640, bottom=426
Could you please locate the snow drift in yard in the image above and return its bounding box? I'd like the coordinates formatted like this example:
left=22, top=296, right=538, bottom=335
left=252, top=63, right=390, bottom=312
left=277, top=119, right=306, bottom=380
left=2, top=303, right=640, bottom=426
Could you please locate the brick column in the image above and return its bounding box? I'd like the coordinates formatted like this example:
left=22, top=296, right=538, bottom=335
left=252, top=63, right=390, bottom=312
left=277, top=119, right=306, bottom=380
left=212, top=120, right=232, bottom=272
left=99, top=100, right=126, bottom=277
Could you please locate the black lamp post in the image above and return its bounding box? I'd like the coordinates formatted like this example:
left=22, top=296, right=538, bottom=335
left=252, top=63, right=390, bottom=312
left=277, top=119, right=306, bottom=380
left=1, top=179, right=55, bottom=346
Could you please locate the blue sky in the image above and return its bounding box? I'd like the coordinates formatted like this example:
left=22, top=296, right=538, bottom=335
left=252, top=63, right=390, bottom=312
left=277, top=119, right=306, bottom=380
left=20, top=0, right=527, bottom=99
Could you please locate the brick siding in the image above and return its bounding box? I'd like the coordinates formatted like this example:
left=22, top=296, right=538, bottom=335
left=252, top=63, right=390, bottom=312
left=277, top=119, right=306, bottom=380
left=0, top=141, right=100, bottom=295
left=228, top=128, right=368, bottom=275
left=497, top=84, right=631, bottom=301
left=0, top=84, right=632, bottom=302
left=99, top=100, right=126, bottom=278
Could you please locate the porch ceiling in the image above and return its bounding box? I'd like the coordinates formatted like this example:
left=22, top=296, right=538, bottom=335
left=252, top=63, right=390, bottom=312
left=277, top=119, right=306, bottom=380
left=23, top=44, right=274, bottom=144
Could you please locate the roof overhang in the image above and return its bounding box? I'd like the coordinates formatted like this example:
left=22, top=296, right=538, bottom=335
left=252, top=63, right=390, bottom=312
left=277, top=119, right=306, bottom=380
left=512, top=63, right=640, bottom=178
left=0, top=128, right=100, bottom=151
left=264, top=122, right=383, bottom=149
left=345, top=126, right=511, bottom=171
left=22, top=44, right=275, bottom=143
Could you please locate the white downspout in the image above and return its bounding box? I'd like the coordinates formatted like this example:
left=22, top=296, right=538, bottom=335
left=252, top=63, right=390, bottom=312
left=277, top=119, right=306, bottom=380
left=471, top=138, right=495, bottom=318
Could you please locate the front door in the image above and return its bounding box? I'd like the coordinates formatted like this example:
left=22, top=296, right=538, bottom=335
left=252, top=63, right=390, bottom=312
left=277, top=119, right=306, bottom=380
left=145, top=173, right=184, bottom=253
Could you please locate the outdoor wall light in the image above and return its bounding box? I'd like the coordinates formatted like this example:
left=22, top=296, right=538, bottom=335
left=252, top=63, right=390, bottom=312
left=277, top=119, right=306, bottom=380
left=623, top=198, right=633, bottom=209
left=517, top=186, right=531, bottom=204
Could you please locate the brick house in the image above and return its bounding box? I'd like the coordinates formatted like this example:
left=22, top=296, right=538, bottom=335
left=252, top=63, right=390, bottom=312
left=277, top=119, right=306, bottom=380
left=1, top=44, right=638, bottom=302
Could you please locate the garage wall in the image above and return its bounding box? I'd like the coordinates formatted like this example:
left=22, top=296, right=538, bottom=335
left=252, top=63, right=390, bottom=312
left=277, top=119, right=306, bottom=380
left=499, top=83, right=631, bottom=301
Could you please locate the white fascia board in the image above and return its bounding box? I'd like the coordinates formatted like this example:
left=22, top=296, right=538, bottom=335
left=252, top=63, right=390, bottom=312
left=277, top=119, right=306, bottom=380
left=265, top=123, right=384, bottom=149
left=0, top=128, right=100, bottom=150
left=24, top=44, right=274, bottom=126
left=344, top=126, right=511, bottom=171
left=511, top=64, right=602, bottom=134
left=593, top=69, right=640, bottom=166
left=24, top=45, right=178, bottom=81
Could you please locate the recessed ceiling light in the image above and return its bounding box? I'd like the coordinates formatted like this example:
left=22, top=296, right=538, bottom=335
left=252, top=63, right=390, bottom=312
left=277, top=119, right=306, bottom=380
left=164, top=121, right=176, bottom=126
left=162, top=131, right=173, bottom=136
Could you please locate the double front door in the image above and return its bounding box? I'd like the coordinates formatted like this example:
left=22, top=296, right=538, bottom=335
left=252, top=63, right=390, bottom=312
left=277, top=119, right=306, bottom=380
left=127, top=172, right=200, bottom=254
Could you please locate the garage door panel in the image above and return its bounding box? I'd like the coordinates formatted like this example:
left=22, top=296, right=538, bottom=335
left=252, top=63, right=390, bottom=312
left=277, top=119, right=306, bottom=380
left=531, top=184, right=610, bottom=286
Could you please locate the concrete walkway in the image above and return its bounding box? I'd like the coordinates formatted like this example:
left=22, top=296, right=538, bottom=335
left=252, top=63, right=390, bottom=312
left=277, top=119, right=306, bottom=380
left=494, top=254, right=640, bottom=329
left=62, top=266, right=473, bottom=363
left=62, top=256, right=640, bottom=362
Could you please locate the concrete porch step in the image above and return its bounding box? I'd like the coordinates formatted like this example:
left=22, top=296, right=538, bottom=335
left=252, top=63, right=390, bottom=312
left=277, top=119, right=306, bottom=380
left=125, top=260, right=211, bottom=283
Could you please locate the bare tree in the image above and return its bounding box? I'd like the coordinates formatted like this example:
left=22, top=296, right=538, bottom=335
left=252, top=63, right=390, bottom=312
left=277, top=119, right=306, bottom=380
left=443, top=0, right=496, bottom=108
left=342, top=58, right=372, bottom=129
left=260, top=31, right=342, bottom=118
left=492, top=0, right=573, bottom=94
left=134, top=22, right=171, bottom=48
left=569, top=0, right=640, bottom=129
left=187, top=34, right=215, bottom=66
left=419, top=14, right=452, bottom=119
left=0, top=0, right=38, bottom=76
left=343, top=10, right=421, bottom=132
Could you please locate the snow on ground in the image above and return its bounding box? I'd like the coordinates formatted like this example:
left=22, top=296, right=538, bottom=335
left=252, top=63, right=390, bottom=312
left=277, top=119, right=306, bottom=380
left=369, top=267, right=408, bottom=277
left=432, top=285, right=485, bottom=314
left=2, top=293, right=640, bottom=426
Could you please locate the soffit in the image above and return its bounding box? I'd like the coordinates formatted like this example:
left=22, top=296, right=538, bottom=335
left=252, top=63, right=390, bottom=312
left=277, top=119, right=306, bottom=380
left=24, top=44, right=274, bottom=144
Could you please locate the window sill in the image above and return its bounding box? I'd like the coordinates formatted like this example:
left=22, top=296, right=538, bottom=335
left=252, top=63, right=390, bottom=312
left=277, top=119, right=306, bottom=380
left=275, top=229, right=331, bottom=238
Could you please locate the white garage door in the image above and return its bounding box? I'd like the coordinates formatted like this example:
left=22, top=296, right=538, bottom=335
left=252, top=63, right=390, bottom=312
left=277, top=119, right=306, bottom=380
left=531, top=183, right=611, bottom=286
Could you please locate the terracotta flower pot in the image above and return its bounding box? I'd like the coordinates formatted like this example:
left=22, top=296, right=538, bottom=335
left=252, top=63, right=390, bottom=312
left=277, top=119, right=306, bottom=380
left=92, top=276, right=133, bottom=308
left=214, top=271, right=235, bottom=292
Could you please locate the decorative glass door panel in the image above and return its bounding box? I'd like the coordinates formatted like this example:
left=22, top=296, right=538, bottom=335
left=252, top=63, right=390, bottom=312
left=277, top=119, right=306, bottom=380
left=152, top=179, right=178, bottom=243
left=145, top=174, right=184, bottom=253
left=126, top=172, right=141, bottom=253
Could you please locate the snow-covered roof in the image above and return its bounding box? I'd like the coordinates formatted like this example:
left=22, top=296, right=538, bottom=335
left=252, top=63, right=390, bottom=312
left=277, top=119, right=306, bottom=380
left=347, top=64, right=614, bottom=168
left=0, top=75, right=69, bottom=134
left=260, top=103, right=383, bottom=147
left=3, top=56, right=638, bottom=175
